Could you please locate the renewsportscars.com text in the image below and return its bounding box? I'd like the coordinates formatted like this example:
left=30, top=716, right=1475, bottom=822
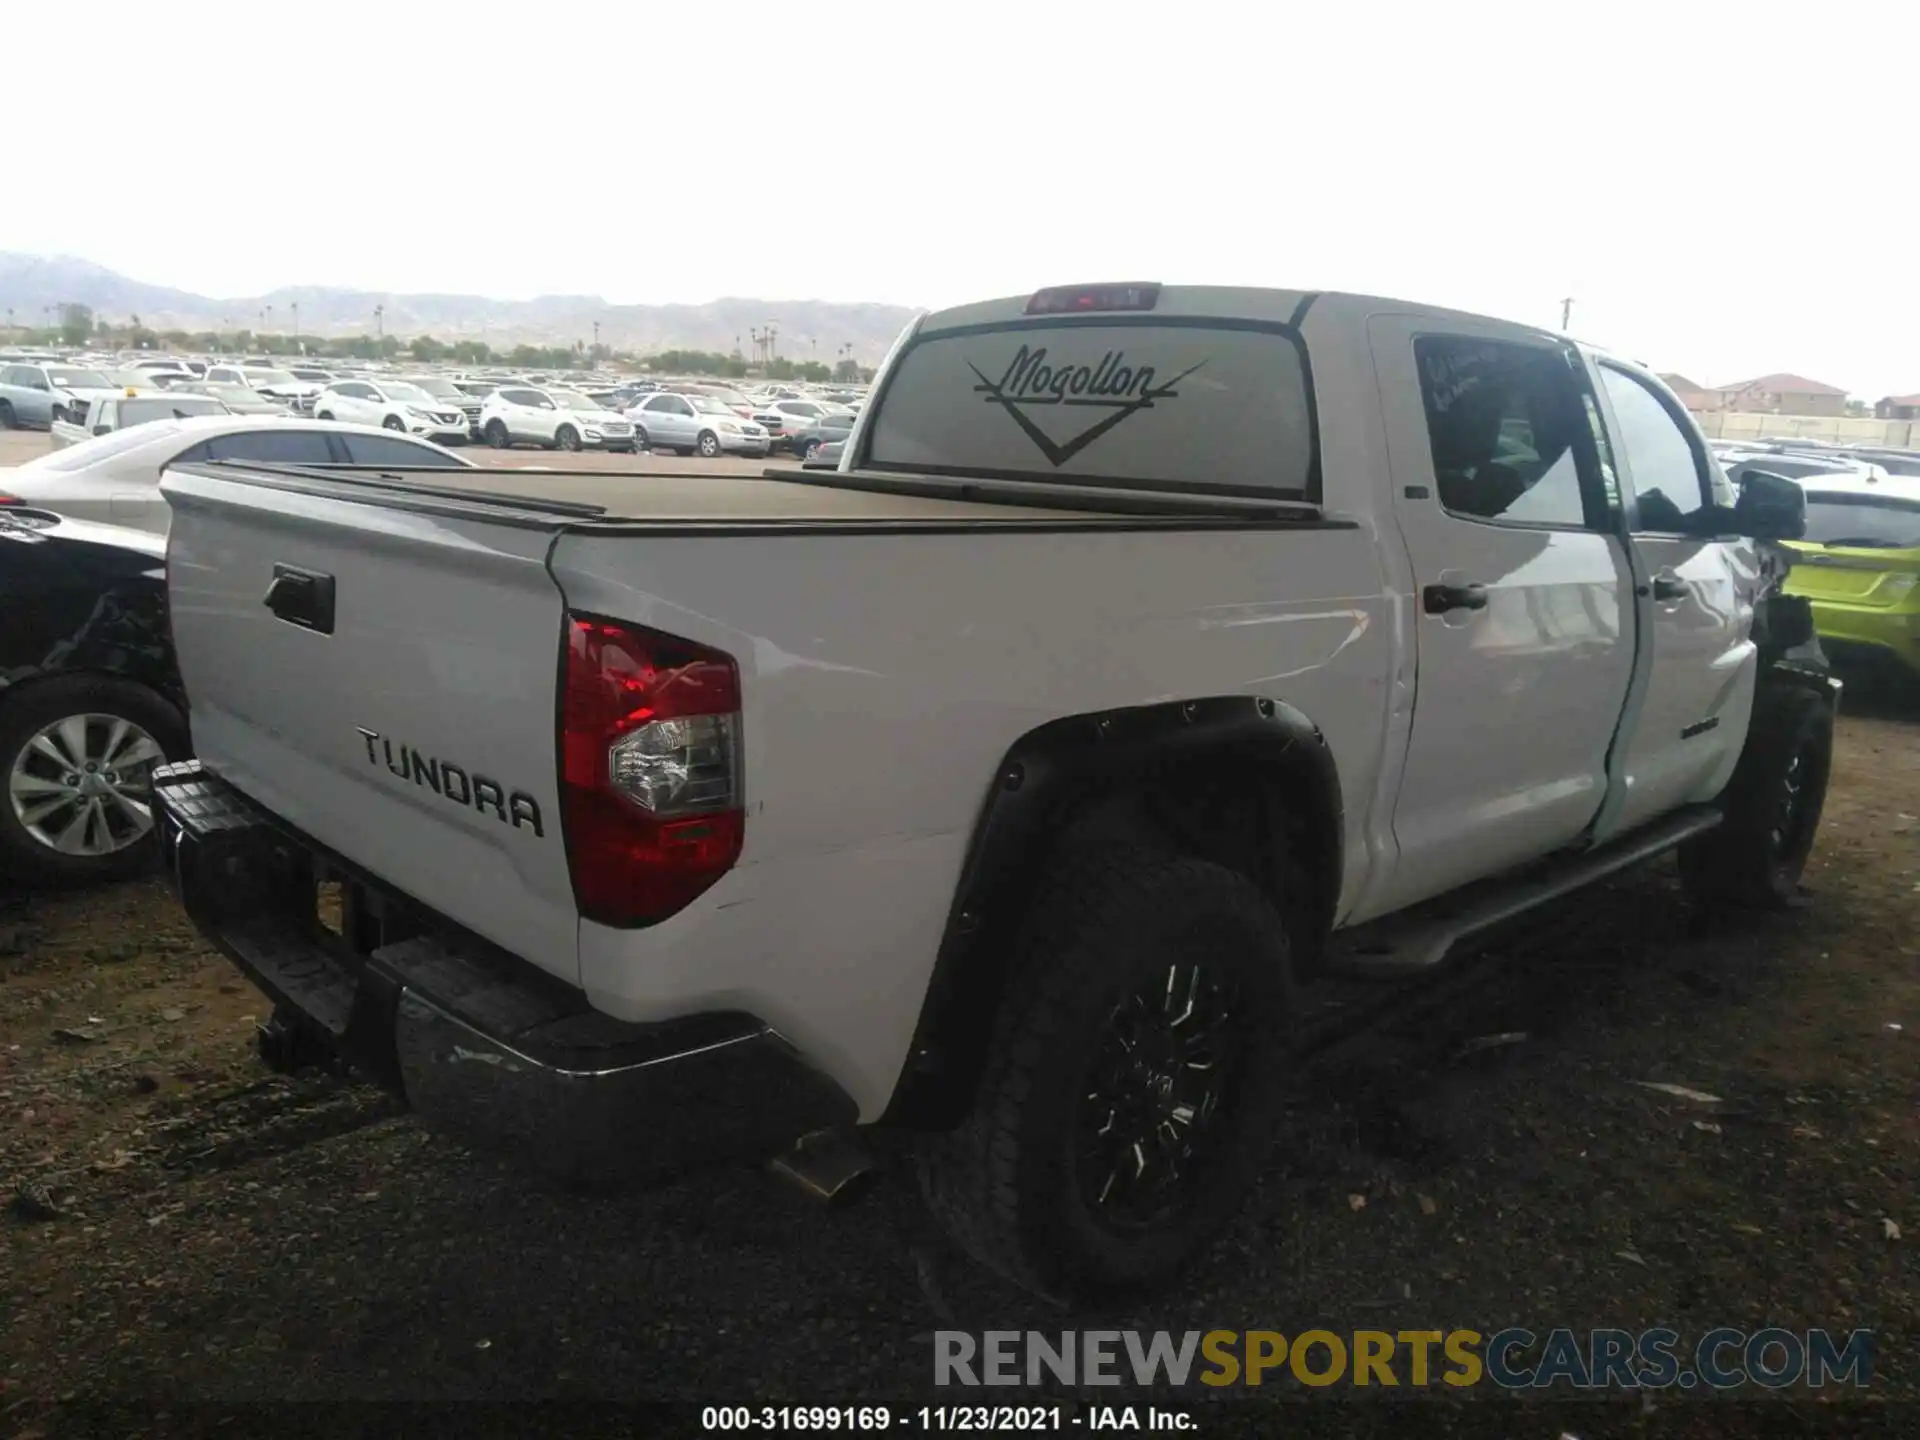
left=935, top=1328, right=1874, bottom=1391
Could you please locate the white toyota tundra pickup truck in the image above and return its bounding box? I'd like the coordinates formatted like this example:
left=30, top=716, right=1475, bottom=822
left=150, top=283, right=1834, bottom=1300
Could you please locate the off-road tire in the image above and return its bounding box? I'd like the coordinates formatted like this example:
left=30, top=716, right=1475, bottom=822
left=916, top=847, right=1297, bottom=1300
left=697, top=430, right=722, bottom=458
left=484, top=419, right=511, bottom=449
left=0, top=675, right=189, bottom=887
left=1680, top=683, right=1834, bottom=908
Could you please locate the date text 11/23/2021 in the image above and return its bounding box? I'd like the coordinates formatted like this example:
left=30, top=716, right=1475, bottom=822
left=701, top=1407, right=1191, bottom=1431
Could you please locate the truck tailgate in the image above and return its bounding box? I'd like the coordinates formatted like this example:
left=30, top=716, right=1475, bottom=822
left=163, top=466, right=581, bottom=984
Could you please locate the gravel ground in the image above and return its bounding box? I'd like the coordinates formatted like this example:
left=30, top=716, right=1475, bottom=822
left=1, top=692, right=1915, bottom=1438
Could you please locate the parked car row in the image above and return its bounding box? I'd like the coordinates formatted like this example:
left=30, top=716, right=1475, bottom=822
left=1699, top=439, right=1920, bottom=679
left=1, top=346, right=874, bottom=464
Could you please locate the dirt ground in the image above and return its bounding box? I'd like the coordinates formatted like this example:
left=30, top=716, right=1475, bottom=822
left=1, top=685, right=1916, bottom=1435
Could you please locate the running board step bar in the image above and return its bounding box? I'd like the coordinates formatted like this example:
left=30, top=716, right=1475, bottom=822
left=1325, top=806, right=1723, bottom=979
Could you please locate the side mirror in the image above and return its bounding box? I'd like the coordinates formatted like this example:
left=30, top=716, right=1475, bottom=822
left=1732, top=470, right=1806, bottom=541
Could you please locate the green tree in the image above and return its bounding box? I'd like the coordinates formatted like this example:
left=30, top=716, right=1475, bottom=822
left=410, top=334, right=448, bottom=363
left=58, top=303, right=94, bottom=346
left=833, top=357, right=862, bottom=384
left=128, top=326, right=160, bottom=351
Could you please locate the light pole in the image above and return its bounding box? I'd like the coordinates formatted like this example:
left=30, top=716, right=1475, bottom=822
left=593, top=319, right=601, bottom=356
left=1560, top=297, right=1574, bottom=330
left=291, top=301, right=300, bottom=350
left=374, top=304, right=385, bottom=342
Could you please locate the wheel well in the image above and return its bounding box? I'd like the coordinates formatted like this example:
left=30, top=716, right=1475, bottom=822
left=880, top=695, right=1342, bottom=1131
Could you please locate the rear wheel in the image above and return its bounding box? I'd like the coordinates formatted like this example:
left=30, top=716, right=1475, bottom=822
left=556, top=425, right=582, bottom=452
left=0, top=676, right=189, bottom=887
left=484, top=419, right=511, bottom=449
left=0, top=400, right=15, bottom=429
left=800, top=439, right=822, bottom=462
left=697, top=430, right=722, bottom=459
left=917, top=847, right=1297, bottom=1299
left=1680, top=683, right=1834, bottom=908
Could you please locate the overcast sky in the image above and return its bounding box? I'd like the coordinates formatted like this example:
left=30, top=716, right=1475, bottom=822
left=9, top=1, right=1917, bottom=395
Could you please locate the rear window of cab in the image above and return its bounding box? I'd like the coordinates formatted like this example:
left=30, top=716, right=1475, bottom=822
left=862, top=320, right=1317, bottom=500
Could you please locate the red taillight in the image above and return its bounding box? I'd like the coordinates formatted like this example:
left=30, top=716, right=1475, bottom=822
left=1025, top=282, right=1161, bottom=315
left=560, top=614, right=744, bottom=927
left=0, top=492, right=21, bottom=505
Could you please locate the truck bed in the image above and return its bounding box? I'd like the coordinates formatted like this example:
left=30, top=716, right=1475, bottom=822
left=158, top=455, right=1375, bottom=1116
left=175, top=461, right=1322, bottom=529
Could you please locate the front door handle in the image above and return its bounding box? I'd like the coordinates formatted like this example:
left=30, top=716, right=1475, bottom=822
left=1649, top=574, right=1688, bottom=602
left=1423, top=581, right=1489, bottom=615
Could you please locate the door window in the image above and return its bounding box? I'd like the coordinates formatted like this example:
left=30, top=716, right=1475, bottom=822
left=1414, top=337, right=1595, bottom=529
left=1598, top=366, right=1717, bottom=534
left=337, top=434, right=466, bottom=468
left=203, top=430, right=337, bottom=465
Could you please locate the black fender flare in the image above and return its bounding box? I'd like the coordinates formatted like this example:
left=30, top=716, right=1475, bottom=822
left=881, top=694, right=1344, bottom=1129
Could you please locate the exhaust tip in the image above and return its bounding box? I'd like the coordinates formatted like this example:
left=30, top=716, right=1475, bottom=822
left=768, top=1127, right=876, bottom=1206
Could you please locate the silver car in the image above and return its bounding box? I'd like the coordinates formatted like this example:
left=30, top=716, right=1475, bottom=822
left=623, top=391, right=771, bottom=458
left=0, top=362, right=123, bottom=430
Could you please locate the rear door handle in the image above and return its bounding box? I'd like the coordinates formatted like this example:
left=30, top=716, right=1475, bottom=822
left=1649, top=574, right=1688, bottom=602
left=263, top=563, right=336, bottom=635
left=1423, top=581, right=1489, bottom=615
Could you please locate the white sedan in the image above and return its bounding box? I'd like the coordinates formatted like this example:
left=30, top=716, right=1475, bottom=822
left=0, top=415, right=472, bottom=535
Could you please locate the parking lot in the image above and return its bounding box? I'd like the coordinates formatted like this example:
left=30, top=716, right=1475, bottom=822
left=2, top=679, right=1915, bottom=1424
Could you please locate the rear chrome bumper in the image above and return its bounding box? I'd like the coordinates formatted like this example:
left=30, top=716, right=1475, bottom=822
left=151, top=760, right=856, bottom=1183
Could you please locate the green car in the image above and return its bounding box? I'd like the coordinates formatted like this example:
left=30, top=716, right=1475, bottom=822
left=1783, top=475, right=1920, bottom=675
